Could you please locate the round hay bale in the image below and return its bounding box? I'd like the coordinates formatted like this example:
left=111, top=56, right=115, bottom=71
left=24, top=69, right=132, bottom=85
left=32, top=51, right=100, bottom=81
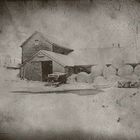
left=94, top=76, right=108, bottom=85
left=134, top=64, right=140, bottom=77
left=123, top=73, right=139, bottom=81
left=118, top=65, right=133, bottom=77
left=91, top=65, right=103, bottom=77
left=90, top=73, right=96, bottom=82
left=107, top=75, right=121, bottom=83
left=77, top=72, right=88, bottom=83
left=111, top=54, right=124, bottom=69
left=86, top=74, right=93, bottom=83
left=67, top=74, right=77, bottom=83
left=103, top=65, right=117, bottom=79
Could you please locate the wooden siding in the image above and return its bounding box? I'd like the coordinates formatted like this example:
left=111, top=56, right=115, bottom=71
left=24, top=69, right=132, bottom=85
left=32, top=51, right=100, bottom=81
left=30, top=52, right=65, bottom=73
left=24, top=61, right=42, bottom=81
left=21, top=60, right=66, bottom=81
left=22, top=33, right=52, bottom=63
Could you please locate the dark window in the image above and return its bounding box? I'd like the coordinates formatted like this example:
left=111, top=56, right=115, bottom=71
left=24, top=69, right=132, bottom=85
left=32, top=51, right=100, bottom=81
left=34, top=40, right=40, bottom=45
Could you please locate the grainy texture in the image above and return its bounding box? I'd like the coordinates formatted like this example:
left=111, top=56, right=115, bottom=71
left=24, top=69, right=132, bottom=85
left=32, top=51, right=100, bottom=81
left=1, top=0, right=140, bottom=140
left=21, top=32, right=52, bottom=62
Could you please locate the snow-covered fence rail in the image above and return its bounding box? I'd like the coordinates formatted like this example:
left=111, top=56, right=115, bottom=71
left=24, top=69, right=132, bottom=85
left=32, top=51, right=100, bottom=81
left=0, top=54, right=21, bottom=68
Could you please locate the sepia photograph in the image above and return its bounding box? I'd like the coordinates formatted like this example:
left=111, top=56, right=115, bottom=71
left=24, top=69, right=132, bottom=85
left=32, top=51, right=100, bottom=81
left=0, top=0, right=140, bottom=139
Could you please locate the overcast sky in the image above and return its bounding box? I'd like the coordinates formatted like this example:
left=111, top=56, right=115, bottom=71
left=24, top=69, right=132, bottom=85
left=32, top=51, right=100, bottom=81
left=0, top=0, right=140, bottom=58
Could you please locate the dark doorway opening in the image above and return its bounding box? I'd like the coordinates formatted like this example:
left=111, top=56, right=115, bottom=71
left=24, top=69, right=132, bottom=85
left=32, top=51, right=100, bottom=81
left=42, top=61, right=52, bottom=81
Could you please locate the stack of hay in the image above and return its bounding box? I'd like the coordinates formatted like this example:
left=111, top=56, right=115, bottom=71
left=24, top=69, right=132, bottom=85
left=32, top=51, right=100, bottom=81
left=124, top=73, right=138, bottom=81
left=86, top=74, right=93, bottom=83
left=118, top=65, right=133, bottom=77
left=93, top=76, right=108, bottom=86
left=117, top=65, right=140, bottom=88
left=67, top=74, right=77, bottom=83
left=77, top=72, right=89, bottom=83
left=102, top=65, right=121, bottom=86
left=134, top=64, right=140, bottom=77
left=103, top=65, right=117, bottom=79
left=111, top=53, right=124, bottom=69
left=90, top=65, right=103, bottom=82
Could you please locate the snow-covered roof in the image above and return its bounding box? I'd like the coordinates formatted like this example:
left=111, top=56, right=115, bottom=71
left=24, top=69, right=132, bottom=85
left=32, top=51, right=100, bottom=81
left=22, top=50, right=74, bottom=67
left=69, top=47, right=138, bottom=66
left=22, top=46, right=138, bottom=68
left=41, top=50, right=74, bottom=66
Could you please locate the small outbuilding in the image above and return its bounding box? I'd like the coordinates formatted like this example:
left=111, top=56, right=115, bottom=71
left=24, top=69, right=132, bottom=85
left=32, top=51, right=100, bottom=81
left=20, top=50, right=74, bottom=81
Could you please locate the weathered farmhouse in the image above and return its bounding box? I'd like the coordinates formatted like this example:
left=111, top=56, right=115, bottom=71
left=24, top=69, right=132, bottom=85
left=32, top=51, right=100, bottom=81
left=20, top=31, right=74, bottom=81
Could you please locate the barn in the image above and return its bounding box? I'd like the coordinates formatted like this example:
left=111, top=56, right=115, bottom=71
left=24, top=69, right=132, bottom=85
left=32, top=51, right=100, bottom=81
left=20, top=31, right=74, bottom=81
left=20, top=50, right=74, bottom=81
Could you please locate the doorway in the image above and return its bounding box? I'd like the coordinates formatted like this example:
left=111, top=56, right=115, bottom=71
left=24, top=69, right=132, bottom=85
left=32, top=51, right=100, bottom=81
left=42, top=61, right=52, bottom=81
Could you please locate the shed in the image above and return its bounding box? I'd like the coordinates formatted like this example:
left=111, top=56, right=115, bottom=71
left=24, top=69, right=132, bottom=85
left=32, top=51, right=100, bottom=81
left=20, top=50, right=74, bottom=81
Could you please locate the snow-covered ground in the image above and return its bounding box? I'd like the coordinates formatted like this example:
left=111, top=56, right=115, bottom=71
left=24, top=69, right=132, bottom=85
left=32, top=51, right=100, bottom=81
left=0, top=77, right=140, bottom=140
left=0, top=67, right=140, bottom=140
